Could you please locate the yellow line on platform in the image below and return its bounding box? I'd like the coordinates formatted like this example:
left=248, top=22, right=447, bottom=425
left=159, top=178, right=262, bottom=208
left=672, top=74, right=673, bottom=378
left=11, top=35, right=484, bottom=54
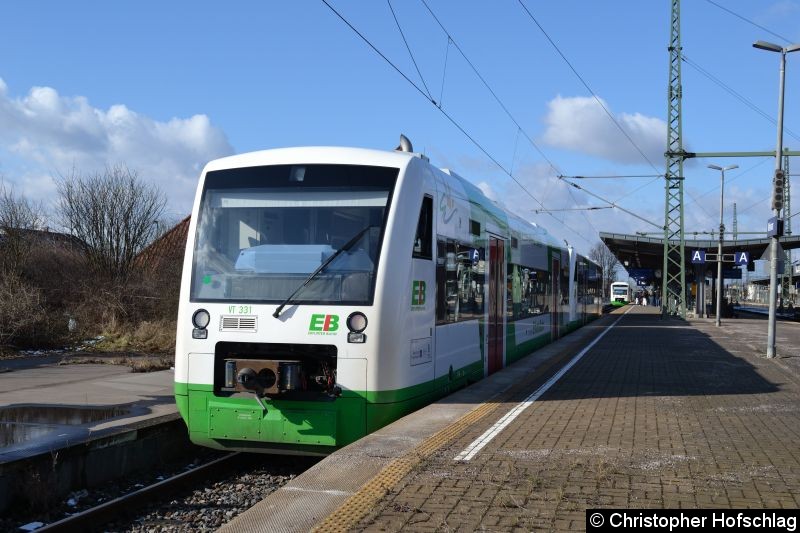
left=312, top=315, right=617, bottom=532
left=311, top=399, right=501, bottom=533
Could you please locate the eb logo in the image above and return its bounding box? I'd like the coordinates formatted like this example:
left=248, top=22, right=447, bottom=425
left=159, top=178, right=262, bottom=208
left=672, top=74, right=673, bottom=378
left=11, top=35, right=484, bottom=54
left=412, top=280, right=426, bottom=306
left=309, top=314, right=339, bottom=332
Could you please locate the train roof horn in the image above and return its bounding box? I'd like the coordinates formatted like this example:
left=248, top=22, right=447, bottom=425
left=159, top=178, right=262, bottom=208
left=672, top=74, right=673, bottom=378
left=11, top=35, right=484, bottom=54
left=395, top=134, right=413, bottom=153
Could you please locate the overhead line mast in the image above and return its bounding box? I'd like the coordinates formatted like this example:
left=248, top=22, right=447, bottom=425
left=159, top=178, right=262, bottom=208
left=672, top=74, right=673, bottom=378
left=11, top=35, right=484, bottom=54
left=663, top=0, right=687, bottom=317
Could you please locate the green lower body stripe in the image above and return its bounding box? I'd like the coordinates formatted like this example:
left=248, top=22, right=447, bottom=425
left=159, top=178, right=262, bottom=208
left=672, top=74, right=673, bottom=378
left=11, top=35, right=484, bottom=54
left=173, top=311, right=602, bottom=451
left=175, top=360, right=484, bottom=450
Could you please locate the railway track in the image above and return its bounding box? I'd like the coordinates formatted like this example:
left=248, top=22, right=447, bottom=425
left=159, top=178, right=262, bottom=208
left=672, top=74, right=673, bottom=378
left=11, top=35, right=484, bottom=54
left=38, top=453, right=243, bottom=532
left=734, top=306, right=799, bottom=321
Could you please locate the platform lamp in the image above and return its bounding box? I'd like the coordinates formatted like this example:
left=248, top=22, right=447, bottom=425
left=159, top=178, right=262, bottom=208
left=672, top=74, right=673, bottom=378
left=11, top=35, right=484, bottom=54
left=753, top=40, right=800, bottom=357
left=707, top=164, right=738, bottom=326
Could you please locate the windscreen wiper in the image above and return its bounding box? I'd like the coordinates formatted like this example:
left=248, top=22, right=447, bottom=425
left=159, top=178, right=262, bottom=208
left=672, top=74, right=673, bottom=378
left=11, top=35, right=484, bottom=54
left=272, top=225, right=375, bottom=318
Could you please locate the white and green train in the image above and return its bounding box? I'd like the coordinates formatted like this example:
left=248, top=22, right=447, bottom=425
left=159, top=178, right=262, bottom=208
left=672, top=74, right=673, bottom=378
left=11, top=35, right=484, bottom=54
left=610, top=281, right=632, bottom=306
left=175, top=139, right=603, bottom=454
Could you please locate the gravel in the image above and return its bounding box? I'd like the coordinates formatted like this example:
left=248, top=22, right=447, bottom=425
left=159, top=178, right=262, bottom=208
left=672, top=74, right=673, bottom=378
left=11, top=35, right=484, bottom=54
left=111, top=455, right=315, bottom=532
left=4, top=451, right=317, bottom=532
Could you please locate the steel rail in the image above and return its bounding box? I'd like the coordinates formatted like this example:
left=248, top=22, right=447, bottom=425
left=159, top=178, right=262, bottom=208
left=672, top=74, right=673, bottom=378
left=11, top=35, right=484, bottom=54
left=37, top=452, right=241, bottom=532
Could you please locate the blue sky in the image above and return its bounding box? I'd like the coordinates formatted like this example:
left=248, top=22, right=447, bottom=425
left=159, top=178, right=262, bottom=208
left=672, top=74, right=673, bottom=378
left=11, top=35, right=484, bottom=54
left=0, top=1, right=799, bottom=257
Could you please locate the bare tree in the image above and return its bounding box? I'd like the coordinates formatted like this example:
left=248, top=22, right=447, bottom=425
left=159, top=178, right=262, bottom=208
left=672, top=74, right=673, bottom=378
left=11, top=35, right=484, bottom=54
left=0, top=180, right=45, bottom=275
left=56, top=165, right=166, bottom=286
left=0, top=272, right=44, bottom=346
left=589, top=241, right=619, bottom=301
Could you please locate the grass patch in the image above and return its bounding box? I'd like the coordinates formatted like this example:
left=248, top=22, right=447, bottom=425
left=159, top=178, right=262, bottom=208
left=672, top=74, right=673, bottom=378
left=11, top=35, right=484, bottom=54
left=89, top=318, right=176, bottom=354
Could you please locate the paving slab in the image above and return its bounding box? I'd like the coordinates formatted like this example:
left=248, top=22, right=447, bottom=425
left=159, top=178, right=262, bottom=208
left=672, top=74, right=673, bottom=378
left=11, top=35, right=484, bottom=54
left=351, top=306, right=800, bottom=531
left=222, top=311, right=623, bottom=533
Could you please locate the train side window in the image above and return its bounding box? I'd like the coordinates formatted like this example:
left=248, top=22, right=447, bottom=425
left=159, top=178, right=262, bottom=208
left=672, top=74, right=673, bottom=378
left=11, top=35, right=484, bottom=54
left=436, top=239, right=485, bottom=324
left=413, top=196, right=433, bottom=259
left=507, top=263, right=548, bottom=320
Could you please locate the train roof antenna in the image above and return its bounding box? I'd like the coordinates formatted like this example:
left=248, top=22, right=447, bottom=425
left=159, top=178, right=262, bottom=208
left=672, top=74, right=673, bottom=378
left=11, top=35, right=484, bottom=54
left=395, top=134, right=413, bottom=153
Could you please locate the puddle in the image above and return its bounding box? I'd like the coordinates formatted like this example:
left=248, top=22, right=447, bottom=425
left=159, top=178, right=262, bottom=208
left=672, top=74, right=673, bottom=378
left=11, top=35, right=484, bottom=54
left=0, top=422, right=59, bottom=448
left=0, top=405, right=131, bottom=447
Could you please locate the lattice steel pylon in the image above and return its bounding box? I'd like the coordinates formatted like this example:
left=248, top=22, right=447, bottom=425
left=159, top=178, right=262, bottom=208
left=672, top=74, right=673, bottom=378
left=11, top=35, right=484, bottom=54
left=783, top=148, right=792, bottom=302
left=662, top=0, right=687, bottom=317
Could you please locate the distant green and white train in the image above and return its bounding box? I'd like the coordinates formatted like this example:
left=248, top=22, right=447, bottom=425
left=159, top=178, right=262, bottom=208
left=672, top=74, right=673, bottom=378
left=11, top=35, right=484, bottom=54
left=610, top=281, right=632, bottom=306
left=174, top=139, right=603, bottom=454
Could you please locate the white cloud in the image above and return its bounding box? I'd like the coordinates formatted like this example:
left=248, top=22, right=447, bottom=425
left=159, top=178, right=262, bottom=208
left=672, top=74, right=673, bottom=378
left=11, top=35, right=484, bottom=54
left=0, top=78, right=234, bottom=216
left=476, top=181, right=497, bottom=201
left=542, top=95, right=666, bottom=165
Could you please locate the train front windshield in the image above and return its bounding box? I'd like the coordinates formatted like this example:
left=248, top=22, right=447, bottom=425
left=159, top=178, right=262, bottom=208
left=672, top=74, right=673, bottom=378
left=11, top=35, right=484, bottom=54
left=191, top=164, right=397, bottom=304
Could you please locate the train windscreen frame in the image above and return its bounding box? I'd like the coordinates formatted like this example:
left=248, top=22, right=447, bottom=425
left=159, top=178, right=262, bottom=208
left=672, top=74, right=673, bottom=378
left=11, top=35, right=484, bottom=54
left=190, top=164, right=398, bottom=306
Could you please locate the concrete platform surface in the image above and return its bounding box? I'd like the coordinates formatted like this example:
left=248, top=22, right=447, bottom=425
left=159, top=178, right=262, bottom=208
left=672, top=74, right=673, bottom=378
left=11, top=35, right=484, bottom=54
left=221, top=310, right=624, bottom=533
left=0, top=362, right=176, bottom=462
left=351, top=307, right=800, bottom=531
left=225, top=306, right=800, bottom=532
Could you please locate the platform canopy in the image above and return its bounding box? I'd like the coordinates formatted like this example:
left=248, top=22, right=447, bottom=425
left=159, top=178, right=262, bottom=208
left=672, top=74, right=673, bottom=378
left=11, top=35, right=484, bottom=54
left=599, top=232, right=800, bottom=282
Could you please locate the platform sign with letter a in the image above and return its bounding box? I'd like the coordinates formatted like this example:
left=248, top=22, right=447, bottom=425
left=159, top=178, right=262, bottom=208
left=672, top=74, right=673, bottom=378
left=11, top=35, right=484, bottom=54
left=734, top=251, right=749, bottom=266
left=691, top=250, right=706, bottom=264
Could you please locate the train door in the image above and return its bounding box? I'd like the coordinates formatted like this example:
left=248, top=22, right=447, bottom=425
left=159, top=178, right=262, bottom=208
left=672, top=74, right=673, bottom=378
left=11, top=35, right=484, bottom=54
left=488, top=235, right=504, bottom=374
left=410, top=195, right=435, bottom=384
left=551, top=256, right=560, bottom=340
left=581, top=277, right=588, bottom=324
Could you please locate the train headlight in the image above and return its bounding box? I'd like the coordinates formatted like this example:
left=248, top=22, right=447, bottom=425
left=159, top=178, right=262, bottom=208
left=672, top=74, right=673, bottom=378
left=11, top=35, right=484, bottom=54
left=347, top=312, right=367, bottom=343
left=192, top=309, right=211, bottom=329
left=346, top=312, right=367, bottom=333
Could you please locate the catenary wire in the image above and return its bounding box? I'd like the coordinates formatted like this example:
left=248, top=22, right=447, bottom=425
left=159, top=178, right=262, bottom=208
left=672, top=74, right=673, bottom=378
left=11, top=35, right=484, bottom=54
left=516, top=0, right=661, bottom=174
left=682, top=54, right=800, bottom=143
left=418, top=0, right=564, bottom=177
left=319, top=0, right=595, bottom=243
left=567, top=186, right=602, bottom=236
left=418, top=0, right=644, bottom=236
left=565, top=174, right=664, bottom=179
left=438, top=36, right=451, bottom=106
left=613, top=176, right=663, bottom=204
left=703, top=0, right=794, bottom=44
left=387, top=0, right=434, bottom=101
left=683, top=8, right=798, bottom=226
left=687, top=158, right=771, bottom=206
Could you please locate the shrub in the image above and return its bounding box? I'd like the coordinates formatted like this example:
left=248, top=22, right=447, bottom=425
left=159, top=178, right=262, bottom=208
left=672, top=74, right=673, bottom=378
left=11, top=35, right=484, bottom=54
left=0, top=272, right=48, bottom=347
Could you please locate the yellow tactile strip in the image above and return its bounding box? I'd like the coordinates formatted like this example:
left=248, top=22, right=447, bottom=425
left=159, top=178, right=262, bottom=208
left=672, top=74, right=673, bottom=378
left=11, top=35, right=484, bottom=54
left=311, top=319, right=613, bottom=532
left=311, top=399, right=502, bottom=533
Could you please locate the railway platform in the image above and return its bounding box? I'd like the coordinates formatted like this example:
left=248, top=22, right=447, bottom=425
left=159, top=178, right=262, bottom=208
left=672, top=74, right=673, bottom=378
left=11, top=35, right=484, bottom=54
left=734, top=303, right=799, bottom=321
left=0, top=357, right=177, bottom=463
left=0, top=362, right=177, bottom=461
left=0, top=361, right=183, bottom=514
left=225, top=305, right=800, bottom=532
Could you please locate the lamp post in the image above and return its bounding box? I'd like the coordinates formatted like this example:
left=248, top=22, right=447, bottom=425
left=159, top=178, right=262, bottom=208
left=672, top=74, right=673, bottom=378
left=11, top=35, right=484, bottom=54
left=708, top=164, right=738, bottom=326
left=753, top=40, right=800, bottom=358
